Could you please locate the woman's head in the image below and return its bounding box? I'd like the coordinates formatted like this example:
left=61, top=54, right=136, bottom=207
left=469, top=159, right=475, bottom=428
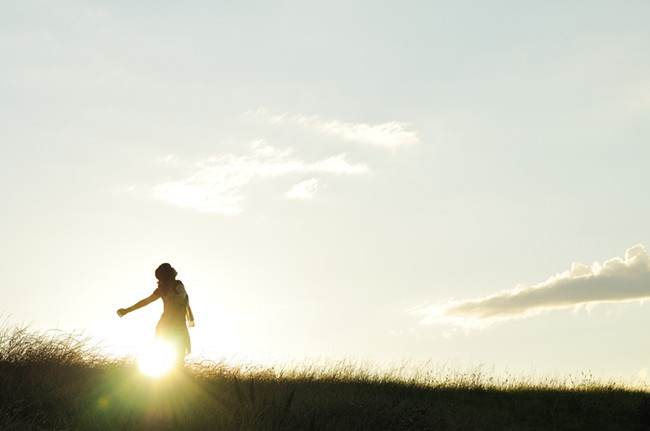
left=155, top=263, right=177, bottom=283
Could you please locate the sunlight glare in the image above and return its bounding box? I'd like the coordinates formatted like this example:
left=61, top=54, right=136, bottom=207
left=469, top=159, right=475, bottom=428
left=138, top=341, right=176, bottom=377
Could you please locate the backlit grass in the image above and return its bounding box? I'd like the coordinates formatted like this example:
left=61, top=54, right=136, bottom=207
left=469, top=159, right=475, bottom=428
left=2, top=323, right=650, bottom=430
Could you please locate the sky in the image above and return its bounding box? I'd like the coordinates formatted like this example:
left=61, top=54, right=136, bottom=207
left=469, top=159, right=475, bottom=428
left=2, top=0, right=650, bottom=380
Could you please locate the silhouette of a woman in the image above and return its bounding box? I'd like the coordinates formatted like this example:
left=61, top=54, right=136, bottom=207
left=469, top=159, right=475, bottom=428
left=117, top=263, right=194, bottom=366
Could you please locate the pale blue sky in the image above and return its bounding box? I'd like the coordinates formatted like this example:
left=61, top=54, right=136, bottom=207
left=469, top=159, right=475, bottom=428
left=2, top=0, right=650, bottom=379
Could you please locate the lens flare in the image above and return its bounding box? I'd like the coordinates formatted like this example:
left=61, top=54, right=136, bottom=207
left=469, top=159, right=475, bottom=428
left=138, top=341, right=176, bottom=377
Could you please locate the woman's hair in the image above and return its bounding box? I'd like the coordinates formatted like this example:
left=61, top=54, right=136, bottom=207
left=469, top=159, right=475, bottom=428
left=155, top=263, right=177, bottom=282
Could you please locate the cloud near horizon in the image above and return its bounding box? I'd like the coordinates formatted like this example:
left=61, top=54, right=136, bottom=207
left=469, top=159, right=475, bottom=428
left=153, top=141, right=369, bottom=214
left=414, top=245, right=650, bottom=329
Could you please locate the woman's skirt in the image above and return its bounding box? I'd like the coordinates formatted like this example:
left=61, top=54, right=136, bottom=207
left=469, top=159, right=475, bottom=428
left=155, top=313, right=191, bottom=355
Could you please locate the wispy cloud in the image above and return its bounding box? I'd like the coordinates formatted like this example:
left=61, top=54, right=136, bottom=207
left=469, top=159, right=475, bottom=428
left=295, top=116, right=419, bottom=149
left=251, top=110, right=419, bottom=149
left=414, top=245, right=650, bottom=329
left=285, top=178, right=320, bottom=200
left=160, top=154, right=179, bottom=166
left=154, top=109, right=417, bottom=214
left=153, top=141, right=369, bottom=214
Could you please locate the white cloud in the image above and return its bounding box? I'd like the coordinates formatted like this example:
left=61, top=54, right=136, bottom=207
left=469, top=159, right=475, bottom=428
left=153, top=141, right=369, bottom=214
left=161, top=154, right=179, bottom=166
left=414, top=245, right=650, bottom=329
left=270, top=112, right=289, bottom=123
left=254, top=110, right=419, bottom=149
left=154, top=110, right=417, bottom=214
left=298, top=116, right=419, bottom=149
left=286, top=178, right=319, bottom=200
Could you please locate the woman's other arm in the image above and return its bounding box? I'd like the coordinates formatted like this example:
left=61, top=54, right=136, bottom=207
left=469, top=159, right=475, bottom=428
left=117, top=294, right=158, bottom=317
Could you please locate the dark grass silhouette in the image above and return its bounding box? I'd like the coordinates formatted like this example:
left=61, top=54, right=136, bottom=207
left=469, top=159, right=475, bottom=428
left=2, top=324, right=650, bottom=430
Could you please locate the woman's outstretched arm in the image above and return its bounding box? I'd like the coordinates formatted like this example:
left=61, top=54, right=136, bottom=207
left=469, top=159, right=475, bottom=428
left=117, top=294, right=158, bottom=317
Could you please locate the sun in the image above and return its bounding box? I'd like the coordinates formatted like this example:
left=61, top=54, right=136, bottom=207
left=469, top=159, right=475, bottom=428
left=138, top=341, right=177, bottom=377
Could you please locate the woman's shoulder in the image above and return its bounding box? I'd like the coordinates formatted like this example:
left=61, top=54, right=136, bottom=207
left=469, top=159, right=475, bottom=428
left=174, top=280, right=187, bottom=297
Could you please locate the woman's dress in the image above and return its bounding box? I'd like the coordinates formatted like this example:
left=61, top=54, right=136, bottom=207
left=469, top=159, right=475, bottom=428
left=153, top=280, right=192, bottom=355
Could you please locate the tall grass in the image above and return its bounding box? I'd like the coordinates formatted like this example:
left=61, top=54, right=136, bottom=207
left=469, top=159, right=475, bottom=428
left=2, top=323, right=650, bottom=430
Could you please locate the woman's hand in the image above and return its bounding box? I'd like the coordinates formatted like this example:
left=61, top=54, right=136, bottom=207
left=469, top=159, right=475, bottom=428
left=117, top=308, right=129, bottom=317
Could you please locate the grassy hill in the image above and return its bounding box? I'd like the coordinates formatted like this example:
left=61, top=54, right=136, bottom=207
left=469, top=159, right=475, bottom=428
left=2, top=324, right=650, bottom=430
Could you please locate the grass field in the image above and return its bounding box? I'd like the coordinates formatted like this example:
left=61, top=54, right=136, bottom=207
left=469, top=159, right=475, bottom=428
left=2, top=324, right=650, bottom=430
